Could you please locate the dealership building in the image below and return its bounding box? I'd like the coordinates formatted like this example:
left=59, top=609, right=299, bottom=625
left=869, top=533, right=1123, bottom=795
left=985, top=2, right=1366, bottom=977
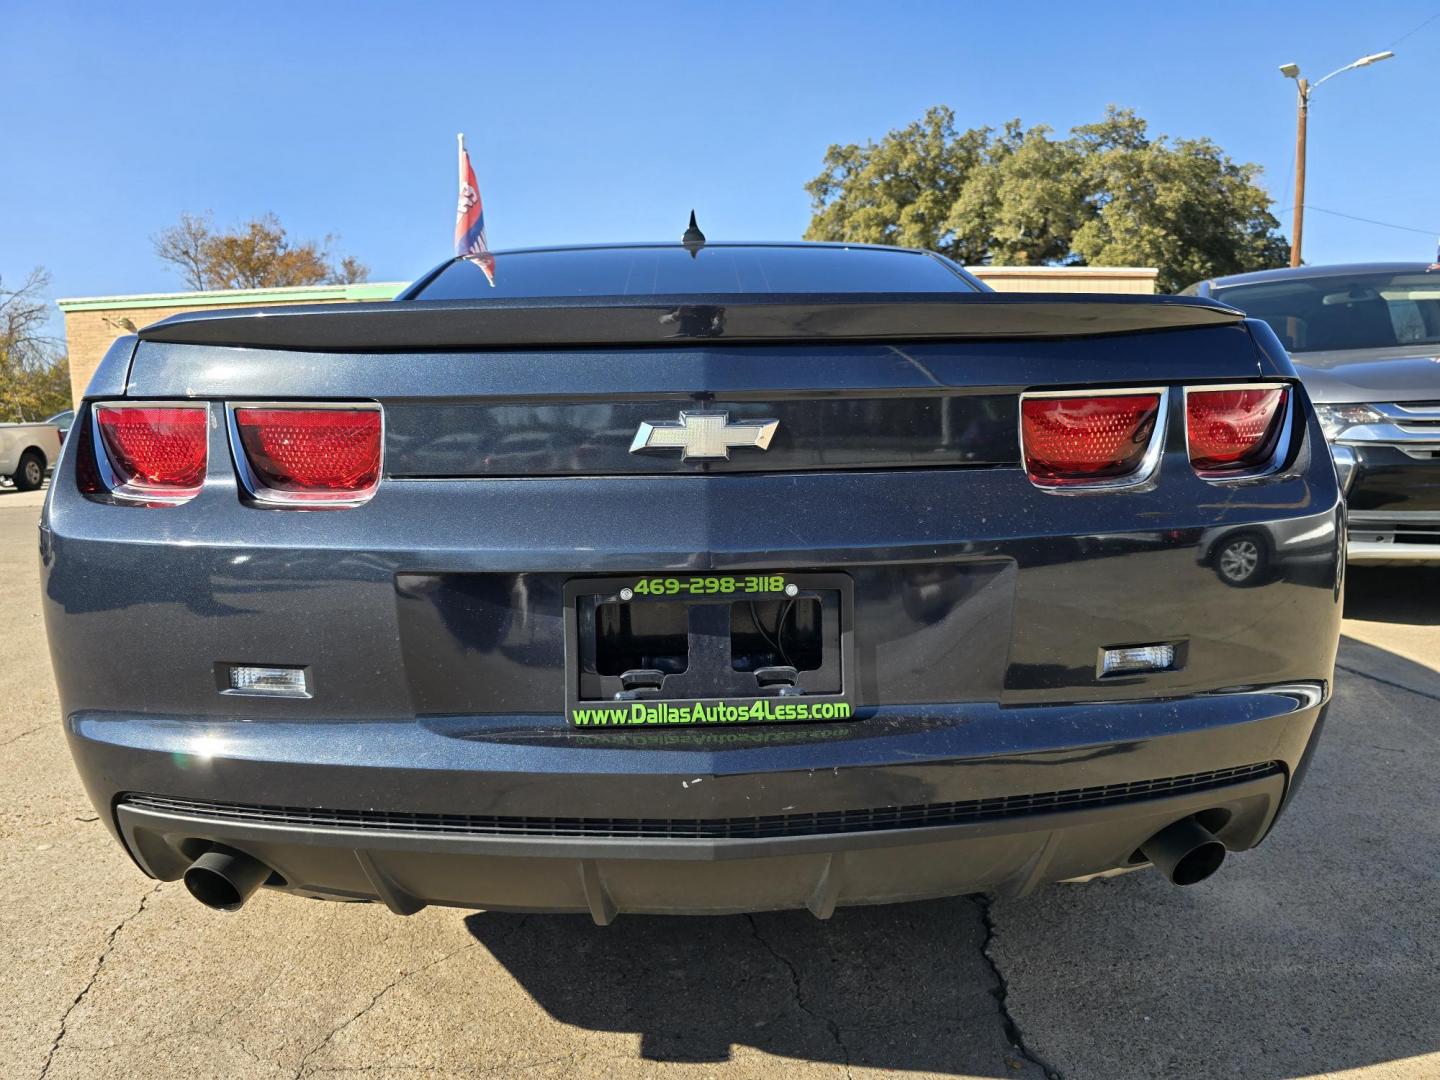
left=57, top=266, right=1157, bottom=407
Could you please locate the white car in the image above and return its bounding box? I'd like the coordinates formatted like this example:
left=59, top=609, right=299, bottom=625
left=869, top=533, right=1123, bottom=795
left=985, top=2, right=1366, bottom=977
left=0, top=421, right=62, bottom=491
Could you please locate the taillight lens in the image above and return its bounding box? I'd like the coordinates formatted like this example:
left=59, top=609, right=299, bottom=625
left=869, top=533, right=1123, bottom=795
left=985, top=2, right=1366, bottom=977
left=1021, top=393, right=1163, bottom=486
left=1186, top=387, right=1289, bottom=474
left=93, top=405, right=208, bottom=502
left=233, top=407, right=381, bottom=504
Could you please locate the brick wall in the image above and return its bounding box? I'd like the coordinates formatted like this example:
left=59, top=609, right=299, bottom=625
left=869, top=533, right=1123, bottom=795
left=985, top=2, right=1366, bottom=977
left=968, top=266, right=1158, bottom=294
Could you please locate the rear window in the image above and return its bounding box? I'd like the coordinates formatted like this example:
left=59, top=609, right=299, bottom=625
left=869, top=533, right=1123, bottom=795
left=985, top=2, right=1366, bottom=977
left=1215, top=270, right=1440, bottom=352
left=413, top=245, right=976, bottom=300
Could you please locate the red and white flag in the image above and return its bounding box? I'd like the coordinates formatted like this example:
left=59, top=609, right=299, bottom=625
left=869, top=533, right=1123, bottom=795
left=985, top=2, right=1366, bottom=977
left=454, top=134, right=495, bottom=285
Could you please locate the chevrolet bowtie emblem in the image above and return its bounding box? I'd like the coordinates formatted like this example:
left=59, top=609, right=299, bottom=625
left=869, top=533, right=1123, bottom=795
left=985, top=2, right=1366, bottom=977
left=629, top=411, right=779, bottom=461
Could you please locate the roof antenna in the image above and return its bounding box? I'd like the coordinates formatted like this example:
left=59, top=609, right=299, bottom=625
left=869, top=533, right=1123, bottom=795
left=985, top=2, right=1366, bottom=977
left=681, top=209, right=706, bottom=256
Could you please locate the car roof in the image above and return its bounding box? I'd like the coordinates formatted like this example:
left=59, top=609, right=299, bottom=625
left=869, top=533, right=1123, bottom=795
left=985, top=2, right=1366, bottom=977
left=1202, top=262, right=1438, bottom=290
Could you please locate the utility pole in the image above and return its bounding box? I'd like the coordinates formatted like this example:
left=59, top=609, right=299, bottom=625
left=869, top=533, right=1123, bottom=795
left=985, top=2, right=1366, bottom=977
left=1290, top=78, right=1308, bottom=268
left=1279, top=52, right=1394, bottom=268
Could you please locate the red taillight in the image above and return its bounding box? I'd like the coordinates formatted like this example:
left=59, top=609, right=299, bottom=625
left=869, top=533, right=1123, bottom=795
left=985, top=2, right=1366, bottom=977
left=1186, top=387, right=1289, bottom=474
left=233, top=407, right=381, bottom=504
left=93, top=405, right=208, bottom=502
left=1021, top=393, right=1163, bottom=486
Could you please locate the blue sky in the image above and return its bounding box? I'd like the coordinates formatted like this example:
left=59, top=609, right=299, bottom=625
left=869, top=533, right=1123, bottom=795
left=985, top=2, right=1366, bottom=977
left=2, top=0, right=1437, bottom=321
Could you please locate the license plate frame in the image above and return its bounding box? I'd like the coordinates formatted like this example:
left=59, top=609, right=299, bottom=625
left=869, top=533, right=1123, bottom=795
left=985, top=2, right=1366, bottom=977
left=563, top=572, right=855, bottom=729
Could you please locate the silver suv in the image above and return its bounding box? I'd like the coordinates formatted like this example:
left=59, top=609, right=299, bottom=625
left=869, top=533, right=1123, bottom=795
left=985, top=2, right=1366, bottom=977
left=1186, top=263, right=1440, bottom=563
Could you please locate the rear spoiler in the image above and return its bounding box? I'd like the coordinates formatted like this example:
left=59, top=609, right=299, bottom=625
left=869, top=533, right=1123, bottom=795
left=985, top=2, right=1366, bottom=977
left=136, top=292, right=1244, bottom=351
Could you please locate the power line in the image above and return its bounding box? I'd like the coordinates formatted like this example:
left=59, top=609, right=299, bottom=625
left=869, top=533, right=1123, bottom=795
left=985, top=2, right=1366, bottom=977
left=1308, top=206, right=1437, bottom=236
left=1272, top=204, right=1437, bottom=236
left=1387, top=8, right=1440, bottom=48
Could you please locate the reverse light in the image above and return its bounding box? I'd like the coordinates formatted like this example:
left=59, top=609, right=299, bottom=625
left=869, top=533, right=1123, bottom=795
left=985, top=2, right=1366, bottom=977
left=91, top=403, right=209, bottom=504
left=1100, top=644, right=1176, bottom=677
left=231, top=405, right=382, bottom=507
left=224, top=665, right=309, bottom=698
left=1020, top=391, right=1165, bottom=488
left=1185, top=386, right=1289, bottom=476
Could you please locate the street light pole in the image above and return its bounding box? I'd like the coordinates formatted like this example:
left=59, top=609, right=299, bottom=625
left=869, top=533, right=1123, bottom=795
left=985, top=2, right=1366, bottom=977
left=1291, top=78, right=1309, bottom=268
left=1279, top=51, right=1394, bottom=268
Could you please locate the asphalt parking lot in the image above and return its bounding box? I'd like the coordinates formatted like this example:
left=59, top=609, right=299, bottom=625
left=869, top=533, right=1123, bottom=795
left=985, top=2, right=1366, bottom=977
left=2, top=485, right=1436, bottom=1080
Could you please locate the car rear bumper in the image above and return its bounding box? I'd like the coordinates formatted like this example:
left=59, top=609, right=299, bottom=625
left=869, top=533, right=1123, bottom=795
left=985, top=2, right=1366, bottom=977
left=116, top=771, right=1286, bottom=920
left=73, top=684, right=1326, bottom=918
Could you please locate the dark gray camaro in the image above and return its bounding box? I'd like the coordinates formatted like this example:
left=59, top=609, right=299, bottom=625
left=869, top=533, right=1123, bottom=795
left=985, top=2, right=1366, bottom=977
left=42, top=242, right=1341, bottom=920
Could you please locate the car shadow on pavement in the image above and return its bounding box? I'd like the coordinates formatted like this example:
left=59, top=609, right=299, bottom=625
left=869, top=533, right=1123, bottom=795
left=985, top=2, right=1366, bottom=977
left=978, top=635, right=1440, bottom=1080
left=464, top=897, right=1032, bottom=1075
left=1344, top=565, right=1440, bottom=625
left=464, top=637, right=1440, bottom=1079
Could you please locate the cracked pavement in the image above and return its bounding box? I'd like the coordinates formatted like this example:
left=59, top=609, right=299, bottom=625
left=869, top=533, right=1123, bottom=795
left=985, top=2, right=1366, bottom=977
left=2, top=491, right=1437, bottom=1079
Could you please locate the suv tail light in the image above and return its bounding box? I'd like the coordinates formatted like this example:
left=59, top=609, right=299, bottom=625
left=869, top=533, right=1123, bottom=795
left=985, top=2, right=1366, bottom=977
left=90, top=403, right=209, bottom=504
left=231, top=405, right=381, bottom=506
left=1185, top=386, right=1289, bottom=476
left=1020, top=391, right=1165, bottom=488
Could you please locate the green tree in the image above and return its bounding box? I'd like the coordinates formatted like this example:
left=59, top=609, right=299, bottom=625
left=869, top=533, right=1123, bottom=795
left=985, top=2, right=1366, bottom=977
left=153, top=211, right=369, bottom=291
left=0, top=268, right=71, bottom=422
left=1067, top=110, right=1290, bottom=290
left=948, top=119, right=1089, bottom=267
left=805, top=106, right=1289, bottom=292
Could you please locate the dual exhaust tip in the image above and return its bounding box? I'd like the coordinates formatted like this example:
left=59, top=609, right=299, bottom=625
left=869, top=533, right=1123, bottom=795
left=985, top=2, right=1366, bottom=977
left=180, top=815, right=1228, bottom=912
